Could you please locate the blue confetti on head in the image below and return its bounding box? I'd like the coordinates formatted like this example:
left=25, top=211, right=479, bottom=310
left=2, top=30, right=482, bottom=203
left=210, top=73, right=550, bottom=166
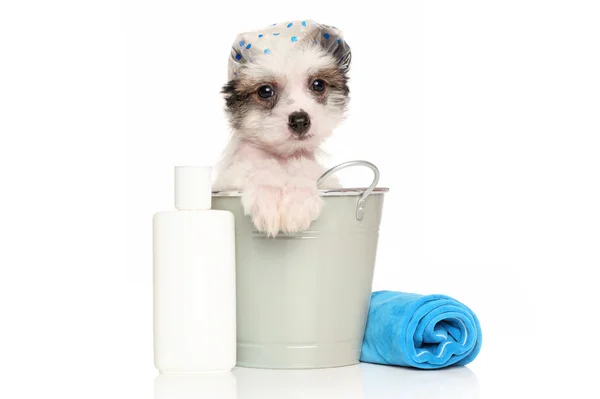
left=258, top=33, right=263, bottom=38
left=337, top=38, right=341, bottom=44
left=273, top=33, right=280, bottom=36
left=302, top=21, right=307, bottom=27
left=239, top=40, right=245, bottom=47
left=324, top=33, right=330, bottom=39
left=287, top=22, right=293, bottom=28
left=235, top=53, right=241, bottom=61
left=291, top=36, right=298, bottom=42
left=246, top=43, right=252, bottom=49
left=264, top=48, right=270, bottom=54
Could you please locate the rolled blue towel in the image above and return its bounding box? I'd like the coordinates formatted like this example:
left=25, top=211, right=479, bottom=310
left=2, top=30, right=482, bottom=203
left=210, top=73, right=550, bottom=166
left=360, top=291, right=482, bottom=369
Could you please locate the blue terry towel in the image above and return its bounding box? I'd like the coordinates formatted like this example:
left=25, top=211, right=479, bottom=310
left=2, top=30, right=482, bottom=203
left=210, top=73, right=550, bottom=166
left=360, top=291, right=482, bottom=369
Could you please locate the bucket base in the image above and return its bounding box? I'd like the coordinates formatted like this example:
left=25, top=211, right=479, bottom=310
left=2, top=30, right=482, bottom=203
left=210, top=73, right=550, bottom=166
left=236, top=340, right=361, bottom=369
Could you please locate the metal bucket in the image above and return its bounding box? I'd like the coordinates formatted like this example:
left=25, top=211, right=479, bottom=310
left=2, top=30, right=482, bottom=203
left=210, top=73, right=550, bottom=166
left=212, top=161, right=388, bottom=369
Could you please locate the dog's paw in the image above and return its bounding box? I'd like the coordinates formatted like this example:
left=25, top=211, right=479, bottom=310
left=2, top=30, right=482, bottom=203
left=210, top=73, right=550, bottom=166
left=279, top=187, right=323, bottom=234
left=242, top=185, right=282, bottom=236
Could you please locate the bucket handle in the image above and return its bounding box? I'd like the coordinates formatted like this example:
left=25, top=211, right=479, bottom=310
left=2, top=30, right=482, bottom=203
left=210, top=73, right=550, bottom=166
left=317, top=160, right=380, bottom=221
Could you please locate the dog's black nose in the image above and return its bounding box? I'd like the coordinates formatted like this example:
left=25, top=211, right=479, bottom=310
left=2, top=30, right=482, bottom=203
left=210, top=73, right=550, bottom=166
left=288, top=111, right=311, bottom=135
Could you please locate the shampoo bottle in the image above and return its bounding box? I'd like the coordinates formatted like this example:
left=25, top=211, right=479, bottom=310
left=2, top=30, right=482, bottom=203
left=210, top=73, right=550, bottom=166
left=153, top=166, right=236, bottom=373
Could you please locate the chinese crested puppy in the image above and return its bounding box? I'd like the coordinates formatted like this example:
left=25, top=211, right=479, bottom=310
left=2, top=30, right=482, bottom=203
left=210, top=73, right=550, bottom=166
left=214, top=20, right=351, bottom=236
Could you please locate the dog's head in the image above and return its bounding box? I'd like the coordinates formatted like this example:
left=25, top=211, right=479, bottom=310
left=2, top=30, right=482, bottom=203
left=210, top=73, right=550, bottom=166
left=222, top=21, right=351, bottom=156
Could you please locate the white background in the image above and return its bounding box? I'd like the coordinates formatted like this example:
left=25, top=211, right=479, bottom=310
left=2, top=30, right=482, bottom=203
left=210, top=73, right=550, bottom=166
left=1, top=1, right=599, bottom=398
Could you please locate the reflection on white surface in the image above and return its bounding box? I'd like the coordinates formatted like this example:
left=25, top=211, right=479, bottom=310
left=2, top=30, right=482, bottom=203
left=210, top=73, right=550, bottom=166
left=234, top=363, right=365, bottom=399
left=360, top=363, right=480, bottom=399
left=154, top=363, right=479, bottom=399
left=155, top=372, right=236, bottom=399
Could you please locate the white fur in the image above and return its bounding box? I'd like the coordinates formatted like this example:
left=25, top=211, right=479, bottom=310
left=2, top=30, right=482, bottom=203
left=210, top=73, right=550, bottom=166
left=215, top=45, right=345, bottom=236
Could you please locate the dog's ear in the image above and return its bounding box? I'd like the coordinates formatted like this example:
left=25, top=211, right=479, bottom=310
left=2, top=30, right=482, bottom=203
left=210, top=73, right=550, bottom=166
left=221, top=80, right=240, bottom=109
left=227, top=41, right=248, bottom=82
left=311, top=26, right=352, bottom=74
left=333, top=39, right=351, bottom=74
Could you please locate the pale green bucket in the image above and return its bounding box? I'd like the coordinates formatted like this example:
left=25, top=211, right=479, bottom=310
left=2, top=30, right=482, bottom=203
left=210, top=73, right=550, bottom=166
left=212, top=161, right=388, bottom=369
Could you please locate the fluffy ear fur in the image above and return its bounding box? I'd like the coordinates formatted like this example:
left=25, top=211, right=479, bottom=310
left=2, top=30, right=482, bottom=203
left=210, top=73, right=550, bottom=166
left=309, top=25, right=352, bottom=74
left=221, top=80, right=237, bottom=108
left=220, top=80, right=247, bottom=130
left=334, top=40, right=352, bottom=74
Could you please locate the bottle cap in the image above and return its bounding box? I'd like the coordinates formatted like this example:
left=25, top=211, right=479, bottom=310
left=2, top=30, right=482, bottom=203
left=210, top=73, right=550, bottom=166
left=174, top=166, right=212, bottom=210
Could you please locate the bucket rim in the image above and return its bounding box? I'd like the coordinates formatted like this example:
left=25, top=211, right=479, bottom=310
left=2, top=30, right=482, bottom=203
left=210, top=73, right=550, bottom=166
left=212, top=187, right=389, bottom=197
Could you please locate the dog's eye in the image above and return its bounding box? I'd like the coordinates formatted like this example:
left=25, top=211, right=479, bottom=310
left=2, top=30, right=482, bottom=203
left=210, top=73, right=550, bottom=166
left=257, top=85, right=275, bottom=99
left=311, top=79, right=326, bottom=92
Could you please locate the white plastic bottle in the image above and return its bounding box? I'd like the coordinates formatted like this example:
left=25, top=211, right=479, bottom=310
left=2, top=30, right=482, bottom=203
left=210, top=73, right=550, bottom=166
left=153, top=166, right=236, bottom=373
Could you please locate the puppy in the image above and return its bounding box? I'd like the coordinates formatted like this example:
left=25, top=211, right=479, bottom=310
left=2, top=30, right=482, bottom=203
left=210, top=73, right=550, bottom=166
left=213, top=20, right=351, bottom=236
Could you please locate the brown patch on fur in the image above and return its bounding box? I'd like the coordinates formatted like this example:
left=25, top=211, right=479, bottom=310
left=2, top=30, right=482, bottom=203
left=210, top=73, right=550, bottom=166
left=307, top=66, right=350, bottom=105
left=221, top=79, right=280, bottom=129
left=235, top=75, right=277, bottom=94
left=309, top=67, right=341, bottom=85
